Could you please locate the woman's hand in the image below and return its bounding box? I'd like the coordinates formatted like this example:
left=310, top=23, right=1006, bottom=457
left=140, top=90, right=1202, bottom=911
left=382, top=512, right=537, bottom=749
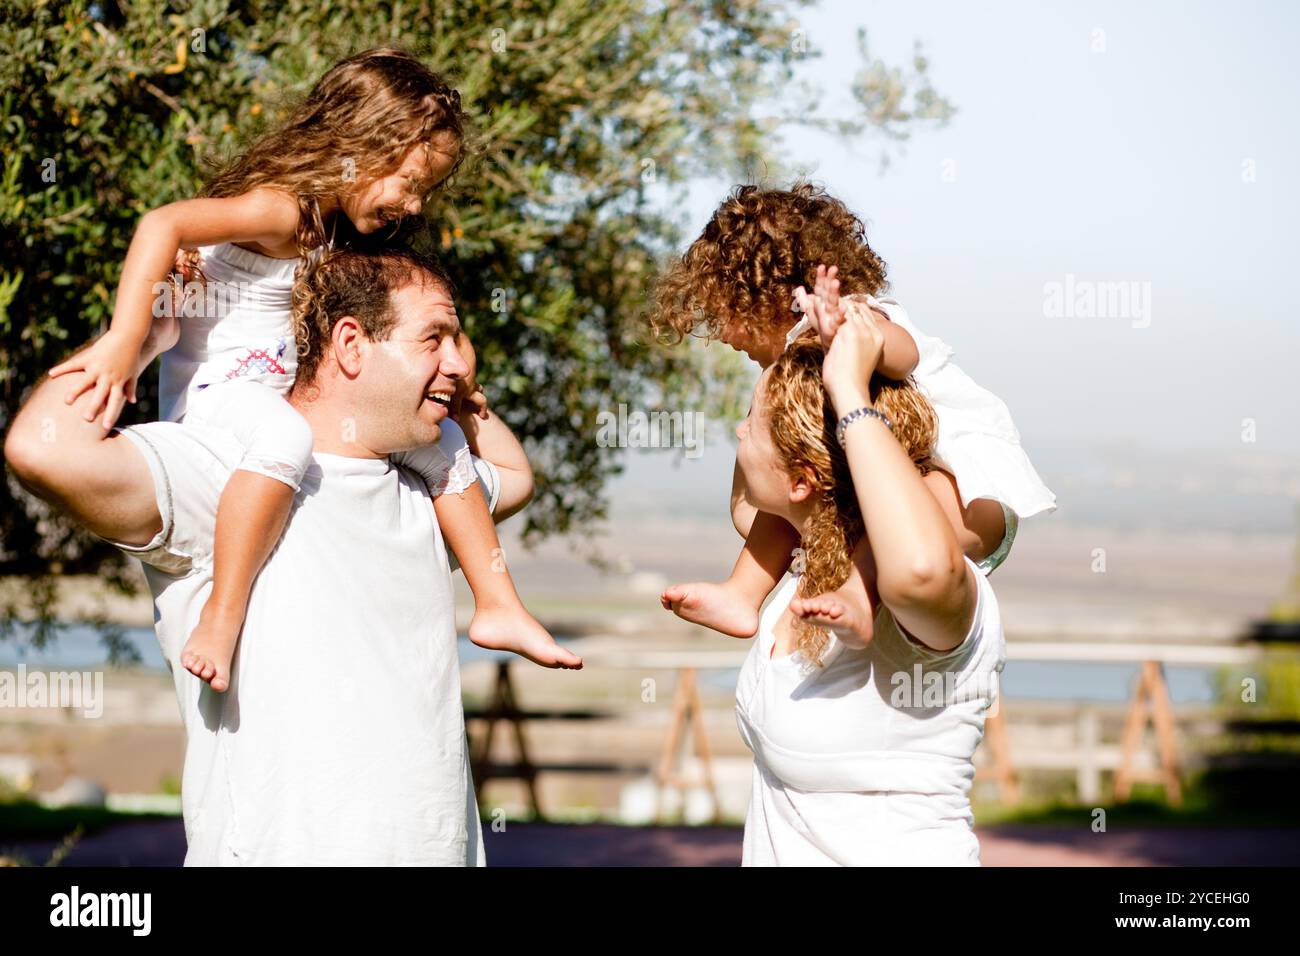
left=814, top=287, right=886, bottom=414
left=47, top=331, right=142, bottom=428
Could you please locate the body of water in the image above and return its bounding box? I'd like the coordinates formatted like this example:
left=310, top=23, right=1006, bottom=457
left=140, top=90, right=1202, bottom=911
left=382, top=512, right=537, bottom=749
left=1, top=621, right=1240, bottom=705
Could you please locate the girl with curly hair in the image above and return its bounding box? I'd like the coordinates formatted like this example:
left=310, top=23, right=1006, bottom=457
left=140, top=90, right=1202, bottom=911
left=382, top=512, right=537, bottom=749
left=657, top=183, right=1054, bottom=645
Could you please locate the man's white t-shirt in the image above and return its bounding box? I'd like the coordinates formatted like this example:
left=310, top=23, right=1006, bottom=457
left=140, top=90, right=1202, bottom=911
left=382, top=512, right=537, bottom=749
left=111, top=418, right=485, bottom=866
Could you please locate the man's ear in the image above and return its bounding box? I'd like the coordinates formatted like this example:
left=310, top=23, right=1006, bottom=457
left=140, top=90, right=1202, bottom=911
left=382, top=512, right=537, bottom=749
left=331, top=316, right=365, bottom=377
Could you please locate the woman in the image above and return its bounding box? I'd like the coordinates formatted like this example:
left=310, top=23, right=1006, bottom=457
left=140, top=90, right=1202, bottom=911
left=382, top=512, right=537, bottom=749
left=726, top=300, right=1004, bottom=866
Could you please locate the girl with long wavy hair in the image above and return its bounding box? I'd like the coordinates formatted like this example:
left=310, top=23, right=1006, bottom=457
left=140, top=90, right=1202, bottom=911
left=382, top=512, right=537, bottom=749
left=48, top=48, right=579, bottom=693
left=727, top=301, right=1006, bottom=865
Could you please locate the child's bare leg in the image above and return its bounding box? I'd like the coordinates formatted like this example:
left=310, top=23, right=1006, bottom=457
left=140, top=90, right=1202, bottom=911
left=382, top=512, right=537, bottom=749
left=661, top=511, right=799, bottom=638
left=182, top=472, right=294, bottom=691
left=434, top=482, right=582, bottom=670
left=789, top=537, right=877, bottom=647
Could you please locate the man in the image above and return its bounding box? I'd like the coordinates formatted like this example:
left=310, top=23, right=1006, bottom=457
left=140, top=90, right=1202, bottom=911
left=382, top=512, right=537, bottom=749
left=5, top=247, right=523, bottom=865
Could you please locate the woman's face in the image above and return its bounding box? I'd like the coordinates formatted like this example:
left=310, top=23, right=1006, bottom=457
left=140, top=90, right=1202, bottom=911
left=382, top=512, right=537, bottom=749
left=736, top=369, right=805, bottom=516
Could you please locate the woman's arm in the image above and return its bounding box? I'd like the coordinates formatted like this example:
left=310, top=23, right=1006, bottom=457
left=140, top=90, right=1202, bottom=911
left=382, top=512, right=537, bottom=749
left=808, top=289, right=977, bottom=652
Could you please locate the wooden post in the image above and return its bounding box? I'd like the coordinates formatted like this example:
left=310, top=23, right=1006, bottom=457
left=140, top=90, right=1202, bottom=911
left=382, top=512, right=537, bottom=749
left=470, top=661, right=543, bottom=820
left=653, top=667, right=722, bottom=823
left=1077, top=706, right=1101, bottom=805
left=1114, top=660, right=1182, bottom=805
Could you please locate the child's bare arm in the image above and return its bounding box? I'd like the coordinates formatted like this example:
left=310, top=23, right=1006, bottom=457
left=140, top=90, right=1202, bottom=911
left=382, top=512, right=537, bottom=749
left=49, top=189, right=300, bottom=427
left=872, top=310, right=920, bottom=381
left=803, top=265, right=918, bottom=381
left=433, top=481, right=521, bottom=606
left=922, top=470, right=1006, bottom=564
left=457, top=408, right=533, bottom=522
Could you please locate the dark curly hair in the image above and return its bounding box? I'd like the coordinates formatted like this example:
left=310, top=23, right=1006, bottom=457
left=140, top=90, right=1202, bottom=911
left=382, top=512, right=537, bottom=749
left=652, top=182, right=889, bottom=344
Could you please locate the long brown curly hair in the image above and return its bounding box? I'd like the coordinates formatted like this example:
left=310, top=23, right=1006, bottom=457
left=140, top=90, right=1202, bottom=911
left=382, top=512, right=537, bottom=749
left=765, top=339, right=938, bottom=663
left=199, top=47, right=468, bottom=258
left=653, top=182, right=889, bottom=345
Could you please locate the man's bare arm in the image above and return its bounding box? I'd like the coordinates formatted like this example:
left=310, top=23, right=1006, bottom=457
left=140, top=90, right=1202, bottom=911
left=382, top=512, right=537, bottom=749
left=5, top=337, right=166, bottom=547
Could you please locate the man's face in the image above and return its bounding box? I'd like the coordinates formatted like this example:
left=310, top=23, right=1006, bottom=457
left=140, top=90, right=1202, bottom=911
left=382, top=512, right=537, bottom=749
left=358, top=278, right=469, bottom=454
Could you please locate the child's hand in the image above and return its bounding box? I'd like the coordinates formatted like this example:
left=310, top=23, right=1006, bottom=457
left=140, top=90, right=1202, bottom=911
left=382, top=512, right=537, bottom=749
left=795, top=264, right=850, bottom=350
left=457, top=382, right=490, bottom=422
left=821, top=292, right=886, bottom=413
left=450, top=332, right=490, bottom=423
left=48, top=331, right=142, bottom=428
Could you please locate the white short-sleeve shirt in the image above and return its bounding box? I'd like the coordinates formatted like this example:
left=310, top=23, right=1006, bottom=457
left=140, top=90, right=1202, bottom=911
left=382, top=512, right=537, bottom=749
left=736, top=557, right=1005, bottom=866
left=109, top=419, right=485, bottom=866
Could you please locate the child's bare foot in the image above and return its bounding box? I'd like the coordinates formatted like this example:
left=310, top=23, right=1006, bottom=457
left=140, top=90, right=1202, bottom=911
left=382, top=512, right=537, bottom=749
left=660, top=581, right=759, bottom=639
left=180, top=603, right=241, bottom=692
left=790, top=582, right=874, bottom=648
left=469, top=606, right=583, bottom=669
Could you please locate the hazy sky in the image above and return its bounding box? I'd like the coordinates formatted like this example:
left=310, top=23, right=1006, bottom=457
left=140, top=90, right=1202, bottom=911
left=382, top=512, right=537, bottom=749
left=607, top=0, right=1298, bottom=533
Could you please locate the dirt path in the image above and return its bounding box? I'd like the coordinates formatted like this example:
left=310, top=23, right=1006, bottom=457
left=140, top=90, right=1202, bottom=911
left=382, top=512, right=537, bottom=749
left=5, top=820, right=1298, bottom=867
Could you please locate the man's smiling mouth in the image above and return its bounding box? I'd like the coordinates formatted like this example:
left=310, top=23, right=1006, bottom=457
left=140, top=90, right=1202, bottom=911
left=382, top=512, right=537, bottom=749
left=425, top=389, right=454, bottom=408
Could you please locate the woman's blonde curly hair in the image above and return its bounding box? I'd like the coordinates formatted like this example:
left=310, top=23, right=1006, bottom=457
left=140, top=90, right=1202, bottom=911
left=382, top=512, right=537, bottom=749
left=652, top=182, right=889, bottom=345
left=765, top=339, right=938, bottom=664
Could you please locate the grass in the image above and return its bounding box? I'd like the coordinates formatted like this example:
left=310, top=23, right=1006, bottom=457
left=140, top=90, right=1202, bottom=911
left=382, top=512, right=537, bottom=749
left=0, top=799, right=174, bottom=843
left=974, top=778, right=1300, bottom=829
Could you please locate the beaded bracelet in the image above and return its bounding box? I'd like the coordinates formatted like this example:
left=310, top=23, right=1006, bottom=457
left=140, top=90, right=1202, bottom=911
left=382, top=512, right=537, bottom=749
left=835, top=405, right=894, bottom=448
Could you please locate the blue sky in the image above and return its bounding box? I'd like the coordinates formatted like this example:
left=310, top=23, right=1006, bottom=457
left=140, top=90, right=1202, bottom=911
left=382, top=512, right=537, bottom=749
left=611, top=0, right=1299, bottom=532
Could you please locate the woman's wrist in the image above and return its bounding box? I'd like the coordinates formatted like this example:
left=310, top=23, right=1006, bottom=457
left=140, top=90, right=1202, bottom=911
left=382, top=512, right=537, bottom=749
left=828, top=384, right=870, bottom=417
